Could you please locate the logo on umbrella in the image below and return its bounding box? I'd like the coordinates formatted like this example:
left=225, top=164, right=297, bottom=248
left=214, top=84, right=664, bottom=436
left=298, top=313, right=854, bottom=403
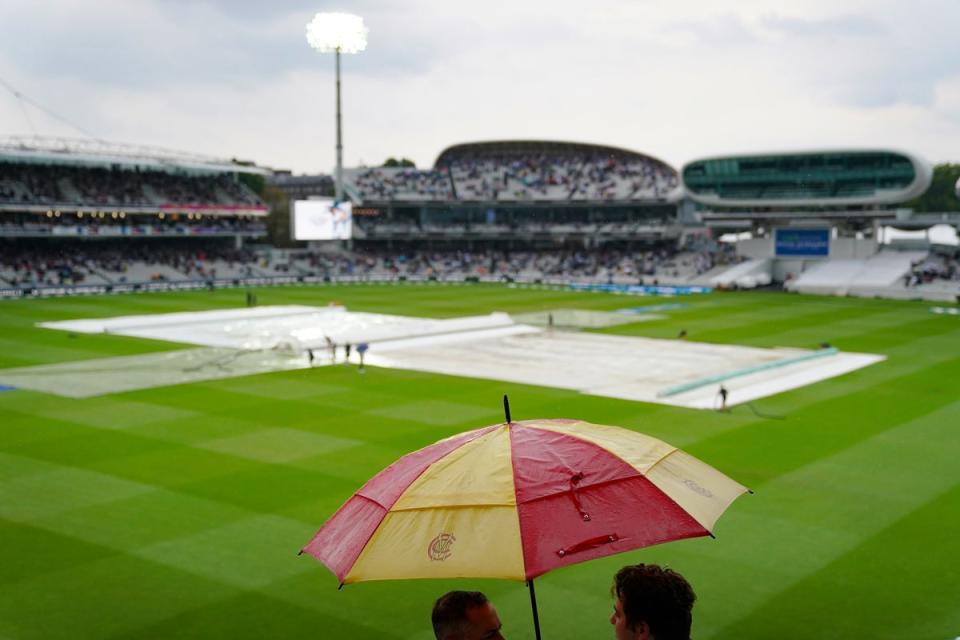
left=428, top=532, right=456, bottom=561
left=683, top=478, right=714, bottom=498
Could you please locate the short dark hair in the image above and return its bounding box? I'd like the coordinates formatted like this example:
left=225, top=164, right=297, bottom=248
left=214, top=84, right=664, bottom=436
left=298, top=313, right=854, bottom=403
left=432, top=590, right=489, bottom=640
left=613, top=564, right=696, bottom=640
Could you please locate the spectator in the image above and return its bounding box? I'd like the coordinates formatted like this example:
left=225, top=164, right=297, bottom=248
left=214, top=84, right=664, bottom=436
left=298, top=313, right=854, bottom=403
left=611, top=564, right=695, bottom=640
left=0, top=161, right=264, bottom=208
left=431, top=591, right=505, bottom=640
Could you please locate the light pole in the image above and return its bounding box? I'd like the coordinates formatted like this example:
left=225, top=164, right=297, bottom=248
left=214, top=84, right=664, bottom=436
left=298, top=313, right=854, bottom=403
left=306, top=12, right=368, bottom=203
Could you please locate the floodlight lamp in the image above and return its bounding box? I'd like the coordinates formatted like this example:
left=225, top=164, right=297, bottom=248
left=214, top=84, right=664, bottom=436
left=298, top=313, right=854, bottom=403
left=306, top=12, right=368, bottom=54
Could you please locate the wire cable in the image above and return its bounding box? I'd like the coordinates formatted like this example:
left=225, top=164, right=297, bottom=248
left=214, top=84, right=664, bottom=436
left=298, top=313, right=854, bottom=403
left=0, top=76, right=99, bottom=139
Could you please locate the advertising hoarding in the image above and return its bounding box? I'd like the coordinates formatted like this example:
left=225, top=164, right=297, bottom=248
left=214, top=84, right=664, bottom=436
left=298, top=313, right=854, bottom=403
left=774, top=228, right=830, bottom=258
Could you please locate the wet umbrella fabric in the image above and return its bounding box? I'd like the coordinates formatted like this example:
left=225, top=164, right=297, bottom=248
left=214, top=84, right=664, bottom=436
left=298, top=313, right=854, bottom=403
left=301, top=419, right=748, bottom=584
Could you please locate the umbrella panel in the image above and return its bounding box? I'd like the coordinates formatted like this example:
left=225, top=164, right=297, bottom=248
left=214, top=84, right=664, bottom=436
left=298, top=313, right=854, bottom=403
left=304, top=420, right=747, bottom=584
left=518, top=476, right=707, bottom=579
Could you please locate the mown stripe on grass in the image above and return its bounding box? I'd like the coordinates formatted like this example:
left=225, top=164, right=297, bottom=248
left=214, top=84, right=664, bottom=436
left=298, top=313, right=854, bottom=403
left=712, top=482, right=960, bottom=640
left=0, top=553, right=240, bottom=640
left=683, top=353, right=960, bottom=489
left=695, top=397, right=960, bottom=638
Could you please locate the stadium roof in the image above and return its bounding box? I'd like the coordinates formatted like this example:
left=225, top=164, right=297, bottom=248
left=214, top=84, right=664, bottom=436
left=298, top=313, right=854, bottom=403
left=682, top=149, right=932, bottom=207
left=434, top=140, right=676, bottom=173
left=0, top=135, right=271, bottom=175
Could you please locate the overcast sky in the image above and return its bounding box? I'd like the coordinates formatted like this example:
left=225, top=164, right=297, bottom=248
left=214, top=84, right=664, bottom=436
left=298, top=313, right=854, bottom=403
left=1, top=0, right=958, bottom=174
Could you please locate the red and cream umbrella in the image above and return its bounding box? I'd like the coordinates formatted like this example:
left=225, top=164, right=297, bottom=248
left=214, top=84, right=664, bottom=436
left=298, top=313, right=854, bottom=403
left=301, top=398, right=749, bottom=638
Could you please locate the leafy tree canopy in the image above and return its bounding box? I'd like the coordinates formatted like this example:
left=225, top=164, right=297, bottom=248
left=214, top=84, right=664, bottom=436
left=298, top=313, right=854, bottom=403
left=905, top=163, right=960, bottom=212
left=382, top=157, right=416, bottom=168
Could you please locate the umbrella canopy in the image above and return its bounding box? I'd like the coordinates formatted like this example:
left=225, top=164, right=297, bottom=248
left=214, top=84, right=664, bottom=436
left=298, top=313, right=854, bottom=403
left=302, top=418, right=749, bottom=584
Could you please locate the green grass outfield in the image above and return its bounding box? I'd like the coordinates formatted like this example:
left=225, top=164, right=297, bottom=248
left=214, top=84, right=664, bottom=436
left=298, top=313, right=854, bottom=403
left=1, top=283, right=959, bottom=640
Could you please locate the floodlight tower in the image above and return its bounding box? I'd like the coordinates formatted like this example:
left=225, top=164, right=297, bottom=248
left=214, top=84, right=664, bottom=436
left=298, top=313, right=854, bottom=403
left=306, top=12, right=368, bottom=202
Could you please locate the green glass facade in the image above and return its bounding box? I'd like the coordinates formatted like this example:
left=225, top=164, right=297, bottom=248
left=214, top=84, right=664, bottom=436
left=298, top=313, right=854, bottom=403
left=683, top=151, right=917, bottom=202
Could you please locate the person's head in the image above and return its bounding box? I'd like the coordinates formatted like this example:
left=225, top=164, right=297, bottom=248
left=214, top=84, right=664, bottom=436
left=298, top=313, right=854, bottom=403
left=610, top=564, right=696, bottom=640
left=432, top=591, right=504, bottom=640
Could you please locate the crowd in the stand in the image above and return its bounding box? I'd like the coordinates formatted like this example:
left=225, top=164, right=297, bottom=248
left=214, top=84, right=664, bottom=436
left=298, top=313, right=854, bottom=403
left=0, top=162, right=264, bottom=207
left=353, top=218, right=675, bottom=238
left=6, top=233, right=954, bottom=292
left=1, top=243, right=733, bottom=288
left=351, top=168, right=453, bottom=200
left=297, top=247, right=705, bottom=282
left=905, top=254, right=960, bottom=286
left=0, top=243, right=262, bottom=286
left=347, top=151, right=678, bottom=202
left=442, top=152, right=678, bottom=201
left=0, top=213, right=265, bottom=237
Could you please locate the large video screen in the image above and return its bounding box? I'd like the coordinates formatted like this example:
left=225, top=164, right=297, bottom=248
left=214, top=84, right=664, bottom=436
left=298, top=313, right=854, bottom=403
left=774, top=228, right=830, bottom=258
left=292, top=199, right=352, bottom=240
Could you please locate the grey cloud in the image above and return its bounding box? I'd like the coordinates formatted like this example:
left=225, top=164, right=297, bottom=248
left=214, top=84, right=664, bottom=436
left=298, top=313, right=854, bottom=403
left=0, top=1, right=441, bottom=92
left=761, top=14, right=885, bottom=38
left=665, top=13, right=759, bottom=47
left=154, top=0, right=396, bottom=23
left=761, top=9, right=958, bottom=109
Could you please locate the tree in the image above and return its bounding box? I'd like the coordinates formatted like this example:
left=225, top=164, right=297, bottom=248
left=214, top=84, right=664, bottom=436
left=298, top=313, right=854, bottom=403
left=904, top=163, right=960, bottom=212
left=237, top=172, right=266, bottom=197
left=383, top=157, right=416, bottom=168
left=261, top=184, right=296, bottom=247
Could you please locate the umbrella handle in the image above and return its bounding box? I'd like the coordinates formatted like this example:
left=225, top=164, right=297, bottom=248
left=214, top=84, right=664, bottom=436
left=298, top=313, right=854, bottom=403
left=527, top=578, right=542, bottom=640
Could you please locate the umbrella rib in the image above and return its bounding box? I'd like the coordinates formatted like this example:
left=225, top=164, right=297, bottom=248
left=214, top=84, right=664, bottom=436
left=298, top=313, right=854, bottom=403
left=528, top=423, right=678, bottom=476
left=388, top=502, right=518, bottom=512
left=642, top=446, right=682, bottom=476
left=515, top=474, right=644, bottom=505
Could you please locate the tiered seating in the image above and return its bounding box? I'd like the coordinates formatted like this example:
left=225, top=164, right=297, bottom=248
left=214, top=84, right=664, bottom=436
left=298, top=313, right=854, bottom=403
left=344, top=167, right=453, bottom=201
left=788, top=251, right=928, bottom=294
left=787, top=260, right=866, bottom=293
left=444, top=153, right=677, bottom=202
left=0, top=162, right=264, bottom=209
left=708, top=259, right=773, bottom=289
left=850, top=252, right=927, bottom=288
left=343, top=143, right=678, bottom=203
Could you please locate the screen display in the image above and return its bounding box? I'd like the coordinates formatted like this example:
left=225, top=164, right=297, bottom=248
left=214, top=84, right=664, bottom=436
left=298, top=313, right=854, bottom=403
left=774, top=228, right=830, bottom=257
left=292, top=200, right=353, bottom=240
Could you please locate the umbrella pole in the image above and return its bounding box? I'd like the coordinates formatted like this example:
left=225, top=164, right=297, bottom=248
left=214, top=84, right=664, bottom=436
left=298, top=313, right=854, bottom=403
left=527, top=579, right=542, bottom=640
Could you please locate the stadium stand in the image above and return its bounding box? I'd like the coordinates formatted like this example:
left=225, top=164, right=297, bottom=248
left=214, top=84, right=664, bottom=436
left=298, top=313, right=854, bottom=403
left=0, top=137, right=270, bottom=291
left=343, top=141, right=678, bottom=204
left=4, top=137, right=956, bottom=302
left=0, top=241, right=729, bottom=289
left=0, top=241, right=276, bottom=287
left=785, top=250, right=928, bottom=295
left=346, top=167, right=454, bottom=201
left=0, top=162, right=264, bottom=210
left=707, top=258, right=773, bottom=289
left=279, top=245, right=735, bottom=285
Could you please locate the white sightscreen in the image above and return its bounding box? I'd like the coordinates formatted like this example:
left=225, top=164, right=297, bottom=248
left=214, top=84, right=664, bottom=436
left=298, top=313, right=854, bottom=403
left=292, top=199, right=352, bottom=240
